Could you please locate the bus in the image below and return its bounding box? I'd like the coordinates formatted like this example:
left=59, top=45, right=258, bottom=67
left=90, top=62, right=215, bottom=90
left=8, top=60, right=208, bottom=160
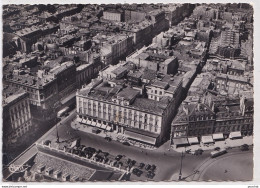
left=57, top=107, right=70, bottom=118
left=211, top=148, right=227, bottom=158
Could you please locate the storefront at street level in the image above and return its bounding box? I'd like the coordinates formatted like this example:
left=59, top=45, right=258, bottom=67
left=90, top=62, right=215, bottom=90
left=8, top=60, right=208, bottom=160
left=76, top=116, right=113, bottom=132
left=212, top=133, right=224, bottom=141
left=201, top=135, right=214, bottom=144
left=124, top=127, right=159, bottom=146
left=172, top=137, right=189, bottom=147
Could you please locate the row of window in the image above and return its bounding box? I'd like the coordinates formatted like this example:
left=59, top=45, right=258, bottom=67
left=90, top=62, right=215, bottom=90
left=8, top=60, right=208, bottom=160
left=81, top=115, right=159, bottom=133
left=216, top=118, right=253, bottom=125
left=189, top=128, right=211, bottom=135
left=150, top=89, right=163, bottom=95
left=78, top=99, right=160, bottom=120
left=79, top=106, right=159, bottom=124
left=216, top=80, right=246, bottom=88
left=189, top=115, right=215, bottom=121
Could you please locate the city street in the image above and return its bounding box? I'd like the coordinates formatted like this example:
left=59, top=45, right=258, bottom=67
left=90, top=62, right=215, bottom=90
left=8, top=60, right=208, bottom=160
left=37, top=111, right=211, bottom=181
left=2, top=3, right=255, bottom=184
left=192, top=148, right=253, bottom=181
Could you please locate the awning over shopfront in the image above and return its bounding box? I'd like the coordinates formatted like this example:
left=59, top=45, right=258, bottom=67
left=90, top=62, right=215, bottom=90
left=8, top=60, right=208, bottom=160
left=82, top=119, right=87, bottom=124
left=201, top=136, right=214, bottom=144
left=90, top=121, right=97, bottom=127
left=86, top=120, right=92, bottom=125
left=101, top=124, right=107, bottom=129
left=124, top=130, right=157, bottom=145
left=188, top=137, right=199, bottom=144
left=213, top=133, right=224, bottom=140
left=230, top=131, right=242, bottom=139
left=172, top=138, right=189, bottom=146
left=76, top=117, right=82, bottom=123
left=106, top=126, right=112, bottom=131
left=96, top=123, right=102, bottom=128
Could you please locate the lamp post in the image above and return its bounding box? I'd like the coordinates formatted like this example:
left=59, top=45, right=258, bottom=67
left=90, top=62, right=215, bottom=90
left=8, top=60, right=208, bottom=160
left=179, top=151, right=184, bottom=181
left=56, top=124, right=60, bottom=143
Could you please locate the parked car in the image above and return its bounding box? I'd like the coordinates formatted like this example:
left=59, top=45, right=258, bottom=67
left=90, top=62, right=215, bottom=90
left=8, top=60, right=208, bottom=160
left=115, top=155, right=123, bottom=161
left=78, top=145, right=86, bottom=151
left=116, top=161, right=123, bottom=168
left=79, top=151, right=86, bottom=157
left=66, top=148, right=72, bottom=153
left=104, top=158, right=109, bottom=164
left=132, top=168, right=138, bottom=174
left=146, top=171, right=155, bottom=179
left=103, top=152, right=109, bottom=157
left=150, top=165, right=156, bottom=171
left=136, top=170, right=143, bottom=177
left=86, top=153, right=93, bottom=159
left=132, top=168, right=143, bottom=177
left=72, top=149, right=80, bottom=155
left=95, top=155, right=103, bottom=162
left=126, top=158, right=132, bottom=165
left=145, top=164, right=151, bottom=171
left=130, top=160, right=136, bottom=166
left=139, top=163, right=145, bottom=169
left=85, top=147, right=96, bottom=154
left=241, top=144, right=249, bottom=151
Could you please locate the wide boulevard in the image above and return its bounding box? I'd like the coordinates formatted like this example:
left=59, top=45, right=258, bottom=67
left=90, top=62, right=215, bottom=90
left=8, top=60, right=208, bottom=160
left=36, top=110, right=253, bottom=181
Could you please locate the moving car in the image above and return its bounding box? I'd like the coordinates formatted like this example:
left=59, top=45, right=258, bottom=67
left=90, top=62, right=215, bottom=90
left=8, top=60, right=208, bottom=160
left=241, top=144, right=249, bottom=151
left=43, top=140, right=51, bottom=146
left=105, top=137, right=112, bottom=142
left=211, top=149, right=227, bottom=158
left=122, top=141, right=130, bottom=146
left=57, top=107, right=70, bottom=118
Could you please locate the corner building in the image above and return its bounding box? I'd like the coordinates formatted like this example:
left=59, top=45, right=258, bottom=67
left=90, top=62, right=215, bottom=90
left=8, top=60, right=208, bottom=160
left=76, top=62, right=183, bottom=146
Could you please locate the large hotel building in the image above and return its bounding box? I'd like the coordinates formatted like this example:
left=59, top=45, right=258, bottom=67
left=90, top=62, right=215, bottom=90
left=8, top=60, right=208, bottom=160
left=75, top=60, right=183, bottom=146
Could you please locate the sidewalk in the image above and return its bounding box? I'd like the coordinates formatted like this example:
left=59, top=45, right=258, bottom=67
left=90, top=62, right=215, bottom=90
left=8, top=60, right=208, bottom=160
left=71, top=120, right=157, bottom=150
left=172, top=136, right=253, bottom=153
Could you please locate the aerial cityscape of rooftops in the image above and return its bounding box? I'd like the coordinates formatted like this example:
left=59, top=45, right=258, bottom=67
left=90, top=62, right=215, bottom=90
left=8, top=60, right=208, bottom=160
left=2, top=3, right=253, bottom=182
